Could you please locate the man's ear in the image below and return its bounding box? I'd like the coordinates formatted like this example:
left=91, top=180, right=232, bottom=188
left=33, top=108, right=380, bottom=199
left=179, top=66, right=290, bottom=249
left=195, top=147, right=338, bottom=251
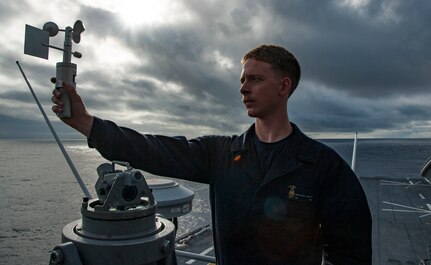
left=280, top=76, right=292, bottom=97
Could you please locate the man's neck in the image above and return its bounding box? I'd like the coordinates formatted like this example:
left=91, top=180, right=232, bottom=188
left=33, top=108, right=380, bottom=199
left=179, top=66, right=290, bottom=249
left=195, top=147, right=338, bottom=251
left=255, top=115, right=293, bottom=143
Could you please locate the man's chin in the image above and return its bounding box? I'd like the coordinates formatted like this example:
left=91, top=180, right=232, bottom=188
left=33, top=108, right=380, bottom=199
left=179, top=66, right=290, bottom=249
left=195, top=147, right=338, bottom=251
left=247, top=110, right=258, bottom=118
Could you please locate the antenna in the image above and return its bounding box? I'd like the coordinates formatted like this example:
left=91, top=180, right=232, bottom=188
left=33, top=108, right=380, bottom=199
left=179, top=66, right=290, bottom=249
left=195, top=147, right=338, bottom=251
left=20, top=21, right=90, bottom=196
left=24, top=20, right=85, bottom=118
left=16, top=61, right=91, bottom=199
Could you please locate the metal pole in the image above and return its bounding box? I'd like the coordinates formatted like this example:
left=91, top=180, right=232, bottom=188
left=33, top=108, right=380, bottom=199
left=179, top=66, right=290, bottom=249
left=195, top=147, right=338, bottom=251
left=16, top=61, right=92, bottom=199
left=175, top=250, right=216, bottom=263
left=351, top=132, right=358, bottom=172
left=63, top=27, right=73, bottom=63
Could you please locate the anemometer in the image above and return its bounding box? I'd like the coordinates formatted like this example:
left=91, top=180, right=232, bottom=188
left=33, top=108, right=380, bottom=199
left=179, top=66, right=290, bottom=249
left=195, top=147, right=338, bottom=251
left=23, top=20, right=85, bottom=118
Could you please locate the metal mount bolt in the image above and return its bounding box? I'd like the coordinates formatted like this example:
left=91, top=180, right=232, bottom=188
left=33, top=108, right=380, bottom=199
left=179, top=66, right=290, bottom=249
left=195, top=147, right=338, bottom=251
left=50, top=249, right=64, bottom=264
left=81, top=196, right=89, bottom=209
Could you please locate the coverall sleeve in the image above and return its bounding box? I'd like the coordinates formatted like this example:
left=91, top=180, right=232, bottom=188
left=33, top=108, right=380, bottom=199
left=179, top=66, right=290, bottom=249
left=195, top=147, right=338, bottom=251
left=319, top=155, right=372, bottom=265
left=87, top=117, right=210, bottom=183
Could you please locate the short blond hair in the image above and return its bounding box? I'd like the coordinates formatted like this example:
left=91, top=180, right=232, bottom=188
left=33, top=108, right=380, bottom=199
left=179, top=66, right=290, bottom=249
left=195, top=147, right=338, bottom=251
left=241, top=44, right=301, bottom=94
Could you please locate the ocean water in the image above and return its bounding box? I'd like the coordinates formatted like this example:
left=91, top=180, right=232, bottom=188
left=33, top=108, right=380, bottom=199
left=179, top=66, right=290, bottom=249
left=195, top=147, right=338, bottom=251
left=0, top=138, right=430, bottom=264
left=320, top=138, right=431, bottom=178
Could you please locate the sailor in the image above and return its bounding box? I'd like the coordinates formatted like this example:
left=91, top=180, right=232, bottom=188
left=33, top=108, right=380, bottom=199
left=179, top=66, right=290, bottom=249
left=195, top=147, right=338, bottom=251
left=52, top=44, right=372, bottom=265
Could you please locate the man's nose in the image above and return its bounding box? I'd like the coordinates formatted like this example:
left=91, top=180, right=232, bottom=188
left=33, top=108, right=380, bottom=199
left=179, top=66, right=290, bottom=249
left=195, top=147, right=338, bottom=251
left=240, top=81, right=249, bottom=95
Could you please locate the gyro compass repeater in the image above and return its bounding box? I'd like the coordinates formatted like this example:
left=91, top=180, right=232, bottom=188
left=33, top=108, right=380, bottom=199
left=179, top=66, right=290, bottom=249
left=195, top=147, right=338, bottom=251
left=24, top=20, right=85, bottom=118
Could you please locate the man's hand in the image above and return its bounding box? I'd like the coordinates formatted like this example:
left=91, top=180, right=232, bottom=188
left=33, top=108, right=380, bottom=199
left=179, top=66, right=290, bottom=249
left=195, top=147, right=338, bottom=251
left=51, top=79, right=94, bottom=138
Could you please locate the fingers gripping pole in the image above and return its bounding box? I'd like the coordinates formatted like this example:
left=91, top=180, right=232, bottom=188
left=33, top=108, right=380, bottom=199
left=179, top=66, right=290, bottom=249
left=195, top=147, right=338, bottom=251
left=16, top=61, right=92, bottom=199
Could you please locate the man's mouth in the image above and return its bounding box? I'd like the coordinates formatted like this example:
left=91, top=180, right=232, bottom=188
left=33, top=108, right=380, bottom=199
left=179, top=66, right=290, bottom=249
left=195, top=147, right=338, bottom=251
left=243, top=98, right=255, bottom=104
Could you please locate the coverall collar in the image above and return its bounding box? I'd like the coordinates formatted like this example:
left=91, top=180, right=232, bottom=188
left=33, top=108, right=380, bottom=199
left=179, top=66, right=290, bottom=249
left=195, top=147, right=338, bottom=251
left=231, top=122, right=319, bottom=186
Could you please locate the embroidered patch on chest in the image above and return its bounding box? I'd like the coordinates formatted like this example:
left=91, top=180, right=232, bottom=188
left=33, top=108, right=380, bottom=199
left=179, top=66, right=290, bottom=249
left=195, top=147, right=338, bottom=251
left=288, top=185, right=296, bottom=199
left=288, top=185, right=313, bottom=202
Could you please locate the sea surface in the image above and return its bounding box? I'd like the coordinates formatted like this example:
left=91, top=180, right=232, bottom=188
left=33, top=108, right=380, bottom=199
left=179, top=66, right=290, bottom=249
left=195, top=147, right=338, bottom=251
left=1, top=138, right=430, bottom=264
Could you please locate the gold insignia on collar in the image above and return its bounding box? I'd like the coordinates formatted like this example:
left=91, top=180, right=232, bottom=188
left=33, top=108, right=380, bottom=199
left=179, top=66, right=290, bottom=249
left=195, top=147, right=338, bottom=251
left=288, top=185, right=296, bottom=199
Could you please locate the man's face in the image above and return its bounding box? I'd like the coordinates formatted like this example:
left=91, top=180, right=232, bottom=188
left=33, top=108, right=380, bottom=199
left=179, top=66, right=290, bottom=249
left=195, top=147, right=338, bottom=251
left=240, top=59, right=284, bottom=118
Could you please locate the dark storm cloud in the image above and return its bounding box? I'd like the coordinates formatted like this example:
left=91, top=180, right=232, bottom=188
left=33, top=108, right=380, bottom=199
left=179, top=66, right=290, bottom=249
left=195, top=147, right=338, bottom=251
left=122, top=75, right=246, bottom=133
left=0, top=91, right=36, bottom=104
left=76, top=3, right=245, bottom=128
left=77, top=0, right=430, bottom=136
left=78, top=5, right=123, bottom=38
left=263, top=0, right=431, bottom=98
left=397, top=105, right=430, bottom=120
left=290, top=82, right=431, bottom=135
left=2, top=0, right=430, bottom=138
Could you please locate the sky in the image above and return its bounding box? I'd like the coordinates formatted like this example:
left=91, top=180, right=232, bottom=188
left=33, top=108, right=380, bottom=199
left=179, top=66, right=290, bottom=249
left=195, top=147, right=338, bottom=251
left=0, top=0, right=430, bottom=139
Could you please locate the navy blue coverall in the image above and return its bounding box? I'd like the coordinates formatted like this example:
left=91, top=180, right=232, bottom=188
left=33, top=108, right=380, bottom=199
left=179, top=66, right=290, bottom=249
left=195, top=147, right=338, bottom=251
left=88, top=117, right=372, bottom=265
